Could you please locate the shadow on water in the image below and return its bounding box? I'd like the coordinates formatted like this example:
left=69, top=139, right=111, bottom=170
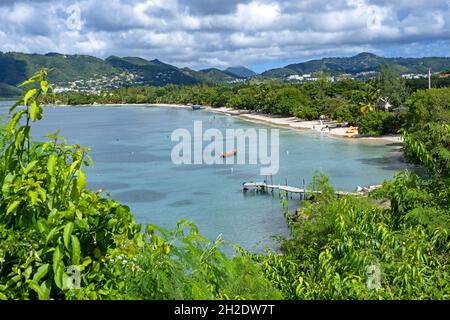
left=91, top=144, right=150, bottom=154
left=192, top=191, right=210, bottom=196
left=386, top=143, right=403, bottom=147
left=214, top=169, right=256, bottom=181
left=358, top=151, right=408, bottom=171
left=92, top=152, right=169, bottom=163
left=114, top=189, right=166, bottom=203
left=87, top=181, right=130, bottom=191
left=169, top=200, right=193, bottom=207
left=172, top=165, right=210, bottom=172
left=94, top=167, right=128, bottom=174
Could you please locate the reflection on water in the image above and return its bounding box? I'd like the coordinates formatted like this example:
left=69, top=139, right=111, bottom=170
left=0, top=102, right=409, bottom=254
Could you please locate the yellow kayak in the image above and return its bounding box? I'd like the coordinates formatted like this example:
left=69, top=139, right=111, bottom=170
left=346, top=127, right=359, bottom=134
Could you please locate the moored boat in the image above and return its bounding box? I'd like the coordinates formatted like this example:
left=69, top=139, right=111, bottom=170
left=220, top=149, right=237, bottom=158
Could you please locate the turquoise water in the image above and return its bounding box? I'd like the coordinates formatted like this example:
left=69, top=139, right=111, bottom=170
left=0, top=102, right=408, bottom=253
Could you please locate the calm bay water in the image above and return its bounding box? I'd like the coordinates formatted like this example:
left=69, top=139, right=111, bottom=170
left=0, top=102, right=407, bottom=253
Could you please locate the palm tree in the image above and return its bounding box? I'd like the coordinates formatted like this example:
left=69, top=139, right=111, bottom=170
left=359, top=86, right=380, bottom=113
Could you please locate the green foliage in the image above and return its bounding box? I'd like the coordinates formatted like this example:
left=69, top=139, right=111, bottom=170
left=4, top=67, right=450, bottom=301
left=403, top=88, right=450, bottom=176
left=0, top=70, right=281, bottom=300
left=60, top=79, right=372, bottom=124
left=374, top=64, right=409, bottom=107
left=333, top=104, right=357, bottom=123
left=359, top=85, right=380, bottom=113
left=125, top=221, right=282, bottom=300
left=406, top=76, right=450, bottom=91
left=404, top=88, right=450, bottom=132
left=0, top=70, right=146, bottom=299
left=254, top=93, right=450, bottom=298
left=358, top=111, right=399, bottom=136
left=252, top=170, right=450, bottom=299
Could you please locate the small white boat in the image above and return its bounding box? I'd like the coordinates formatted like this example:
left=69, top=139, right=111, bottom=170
left=220, top=149, right=237, bottom=158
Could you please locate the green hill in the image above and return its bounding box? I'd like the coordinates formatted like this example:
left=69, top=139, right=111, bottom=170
left=179, top=67, right=241, bottom=84
left=197, top=68, right=239, bottom=83
left=224, top=66, right=256, bottom=78
left=261, top=67, right=298, bottom=78
left=0, top=52, right=118, bottom=85
left=264, top=53, right=450, bottom=78
left=105, top=56, right=199, bottom=86
left=3, top=51, right=450, bottom=96
left=0, top=82, right=23, bottom=98
left=0, top=52, right=201, bottom=96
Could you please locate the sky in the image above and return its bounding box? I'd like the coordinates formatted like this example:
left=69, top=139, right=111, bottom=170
left=1, top=0, right=450, bottom=73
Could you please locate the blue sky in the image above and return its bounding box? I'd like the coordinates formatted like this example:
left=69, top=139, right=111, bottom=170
left=1, top=0, right=450, bottom=72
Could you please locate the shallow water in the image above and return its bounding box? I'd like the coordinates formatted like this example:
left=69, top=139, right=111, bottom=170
left=0, top=102, right=408, bottom=253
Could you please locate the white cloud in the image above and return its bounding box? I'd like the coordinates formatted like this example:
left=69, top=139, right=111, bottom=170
left=0, top=0, right=450, bottom=71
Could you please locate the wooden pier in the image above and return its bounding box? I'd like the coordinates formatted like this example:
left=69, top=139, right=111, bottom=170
left=242, top=182, right=380, bottom=198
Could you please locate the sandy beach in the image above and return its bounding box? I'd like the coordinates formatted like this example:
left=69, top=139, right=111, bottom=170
left=203, top=106, right=403, bottom=144
left=62, top=103, right=402, bottom=144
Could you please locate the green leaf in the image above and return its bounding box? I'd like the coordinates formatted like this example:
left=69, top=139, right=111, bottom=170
left=18, top=74, right=39, bottom=87
left=29, top=191, right=38, bottom=205
left=6, top=200, right=21, bottom=216
left=82, top=256, right=92, bottom=267
left=69, top=160, right=81, bottom=174
left=29, top=100, right=42, bottom=121
left=52, top=246, right=65, bottom=289
left=33, top=264, right=49, bottom=283
left=41, top=80, right=49, bottom=95
left=2, top=173, right=15, bottom=195
left=46, top=227, right=58, bottom=243
left=71, top=235, right=81, bottom=265
left=8, top=99, right=23, bottom=113
left=7, top=110, right=26, bottom=132
left=54, top=264, right=64, bottom=290
left=47, top=155, right=57, bottom=177
left=24, top=88, right=37, bottom=106
left=35, top=281, right=51, bottom=300
left=37, top=187, right=46, bottom=202
left=24, top=160, right=38, bottom=174
left=63, top=223, right=74, bottom=250
left=52, top=246, right=62, bottom=273
left=108, top=218, right=118, bottom=228
left=45, top=130, right=60, bottom=141
left=37, top=219, right=48, bottom=233
left=76, top=170, right=86, bottom=192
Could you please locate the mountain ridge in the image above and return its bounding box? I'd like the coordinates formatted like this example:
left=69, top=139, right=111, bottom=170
left=2, top=51, right=450, bottom=97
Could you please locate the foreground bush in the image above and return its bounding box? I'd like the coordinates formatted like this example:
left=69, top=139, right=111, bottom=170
left=0, top=70, right=279, bottom=300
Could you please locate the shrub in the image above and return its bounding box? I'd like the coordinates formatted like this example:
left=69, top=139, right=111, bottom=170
left=125, top=221, right=282, bottom=300
left=0, top=70, right=145, bottom=300
left=0, top=70, right=280, bottom=300
left=358, top=111, right=398, bottom=136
